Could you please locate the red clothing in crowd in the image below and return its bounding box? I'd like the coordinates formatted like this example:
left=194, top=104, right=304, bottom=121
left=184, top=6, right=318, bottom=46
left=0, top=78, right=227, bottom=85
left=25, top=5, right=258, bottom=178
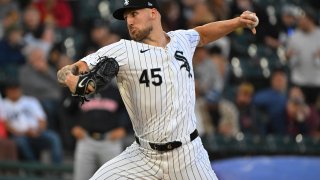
left=34, top=0, right=73, bottom=28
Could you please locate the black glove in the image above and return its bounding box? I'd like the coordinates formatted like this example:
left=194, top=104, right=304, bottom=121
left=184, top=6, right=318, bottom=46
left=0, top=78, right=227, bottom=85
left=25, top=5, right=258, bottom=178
left=73, top=56, right=119, bottom=104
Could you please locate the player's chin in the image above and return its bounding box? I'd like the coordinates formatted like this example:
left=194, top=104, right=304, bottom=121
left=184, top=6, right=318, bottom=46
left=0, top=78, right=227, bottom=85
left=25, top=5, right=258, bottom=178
left=129, top=32, right=138, bottom=40
left=130, top=34, right=144, bottom=42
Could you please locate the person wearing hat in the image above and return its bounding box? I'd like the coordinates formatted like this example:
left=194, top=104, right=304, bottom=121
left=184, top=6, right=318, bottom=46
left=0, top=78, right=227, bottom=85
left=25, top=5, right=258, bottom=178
left=1, top=80, right=63, bottom=164
left=57, top=0, right=259, bottom=179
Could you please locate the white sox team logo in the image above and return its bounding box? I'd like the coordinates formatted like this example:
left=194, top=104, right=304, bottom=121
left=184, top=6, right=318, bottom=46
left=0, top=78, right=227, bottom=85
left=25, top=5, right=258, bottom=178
left=124, top=0, right=129, bottom=6
left=174, top=51, right=192, bottom=78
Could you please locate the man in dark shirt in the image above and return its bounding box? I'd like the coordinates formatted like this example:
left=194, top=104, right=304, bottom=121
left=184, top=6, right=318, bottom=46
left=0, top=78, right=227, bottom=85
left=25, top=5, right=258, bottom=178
left=71, top=81, right=130, bottom=180
left=252, top=68, right=288, bottom=135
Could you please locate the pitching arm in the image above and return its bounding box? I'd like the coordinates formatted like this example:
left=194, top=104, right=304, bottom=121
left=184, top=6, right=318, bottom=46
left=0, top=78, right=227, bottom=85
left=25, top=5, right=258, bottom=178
left=194, top=11, right=258, bottom=47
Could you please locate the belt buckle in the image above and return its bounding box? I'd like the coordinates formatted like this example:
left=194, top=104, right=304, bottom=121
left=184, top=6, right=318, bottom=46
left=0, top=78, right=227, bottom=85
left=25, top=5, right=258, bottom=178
left=150, top=141, right=182, bottom=151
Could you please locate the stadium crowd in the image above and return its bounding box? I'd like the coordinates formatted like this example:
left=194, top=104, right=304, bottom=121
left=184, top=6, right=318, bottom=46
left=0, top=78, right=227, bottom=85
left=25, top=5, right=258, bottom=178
left=0, top=0, right=319, bottom=173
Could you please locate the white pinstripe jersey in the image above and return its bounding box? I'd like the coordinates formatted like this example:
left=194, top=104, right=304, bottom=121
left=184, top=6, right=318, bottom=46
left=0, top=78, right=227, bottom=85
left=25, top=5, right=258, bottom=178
left=82, top=29, right=200, bottom=143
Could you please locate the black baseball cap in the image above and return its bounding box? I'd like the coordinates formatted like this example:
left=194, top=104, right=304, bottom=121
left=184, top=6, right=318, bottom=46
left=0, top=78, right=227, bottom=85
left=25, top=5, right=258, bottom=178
left=113, top=0, right=160, bottom=20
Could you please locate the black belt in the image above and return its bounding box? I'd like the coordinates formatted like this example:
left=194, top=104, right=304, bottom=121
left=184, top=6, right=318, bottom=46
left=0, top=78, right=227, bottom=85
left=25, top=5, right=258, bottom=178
left=135, top=129, right=199, bottom=151
left=88, top=132, right=106, bottom=141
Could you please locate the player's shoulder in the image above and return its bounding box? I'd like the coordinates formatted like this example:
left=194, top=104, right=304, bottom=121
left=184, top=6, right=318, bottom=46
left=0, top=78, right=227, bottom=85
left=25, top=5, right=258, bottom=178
left=169, top=29, right=199, bottom=37
left=111, top=39, right=146, bottom=48
left=95, top=39, right=128, bottom=55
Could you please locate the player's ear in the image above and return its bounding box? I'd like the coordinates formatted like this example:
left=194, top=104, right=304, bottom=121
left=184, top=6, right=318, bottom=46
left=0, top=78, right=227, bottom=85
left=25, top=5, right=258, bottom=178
left=150, top=8, right=157, bottom=19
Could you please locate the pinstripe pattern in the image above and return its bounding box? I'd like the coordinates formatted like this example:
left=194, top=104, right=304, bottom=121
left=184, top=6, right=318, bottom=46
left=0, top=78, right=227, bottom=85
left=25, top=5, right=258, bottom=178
left=82, top=29, right=217, bottom=179
left=90, top=138, right=217, bottom=180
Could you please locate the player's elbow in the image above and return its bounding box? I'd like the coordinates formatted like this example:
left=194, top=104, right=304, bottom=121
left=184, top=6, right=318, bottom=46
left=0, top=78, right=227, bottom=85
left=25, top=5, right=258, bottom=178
left=194, top=27, right=210, bottom=47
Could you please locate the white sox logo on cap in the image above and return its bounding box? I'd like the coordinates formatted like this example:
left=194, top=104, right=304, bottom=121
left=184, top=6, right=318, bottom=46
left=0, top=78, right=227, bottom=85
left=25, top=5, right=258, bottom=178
left=114, top=0, right=160, bottom=20
left=124, top=0, right=129, bottom=6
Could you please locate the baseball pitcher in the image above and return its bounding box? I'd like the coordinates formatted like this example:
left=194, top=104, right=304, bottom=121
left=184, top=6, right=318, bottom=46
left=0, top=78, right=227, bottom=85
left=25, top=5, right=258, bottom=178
left=57, top=0, right=258, bottom=179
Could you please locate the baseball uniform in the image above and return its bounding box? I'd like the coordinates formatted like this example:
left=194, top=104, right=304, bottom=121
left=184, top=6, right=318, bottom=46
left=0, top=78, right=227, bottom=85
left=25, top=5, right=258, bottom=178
left=82, top=29, right=218, bottom=179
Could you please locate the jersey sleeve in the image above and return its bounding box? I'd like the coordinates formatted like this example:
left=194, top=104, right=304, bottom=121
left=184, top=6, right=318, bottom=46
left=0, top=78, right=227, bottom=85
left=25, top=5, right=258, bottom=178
left=174, top=29, right=200, bottom=57
left=183, top=29, right=200, bottom=49
left=81, top=40, right=127, bottom=70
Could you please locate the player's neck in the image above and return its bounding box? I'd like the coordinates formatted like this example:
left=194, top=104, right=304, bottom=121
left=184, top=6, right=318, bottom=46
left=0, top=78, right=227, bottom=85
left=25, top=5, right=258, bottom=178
left=142, top=27, right=170, bottom=48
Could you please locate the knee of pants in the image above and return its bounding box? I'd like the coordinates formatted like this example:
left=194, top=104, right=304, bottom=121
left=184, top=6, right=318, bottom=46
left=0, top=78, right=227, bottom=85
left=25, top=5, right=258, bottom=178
left=13, top=136, right=29, bottom=148
left=41, top=131, right=62, bottom=149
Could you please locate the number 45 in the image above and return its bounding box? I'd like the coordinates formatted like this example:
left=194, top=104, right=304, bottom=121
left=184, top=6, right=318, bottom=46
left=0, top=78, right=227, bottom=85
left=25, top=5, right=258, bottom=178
left=139, top=68, right=163, bottom=87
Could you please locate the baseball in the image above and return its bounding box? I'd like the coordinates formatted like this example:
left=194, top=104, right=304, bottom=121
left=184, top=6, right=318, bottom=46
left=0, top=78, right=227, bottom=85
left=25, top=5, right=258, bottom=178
left=248, top=13, right=259, bottom=29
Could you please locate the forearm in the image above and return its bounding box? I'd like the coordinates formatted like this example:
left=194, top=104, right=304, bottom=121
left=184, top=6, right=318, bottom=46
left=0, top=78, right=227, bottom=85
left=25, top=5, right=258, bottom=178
left=57, top=61, right=89, bottom=86
left=195, top=11, right=258, bottom=47
left=195, top=17, right=241, bottom=47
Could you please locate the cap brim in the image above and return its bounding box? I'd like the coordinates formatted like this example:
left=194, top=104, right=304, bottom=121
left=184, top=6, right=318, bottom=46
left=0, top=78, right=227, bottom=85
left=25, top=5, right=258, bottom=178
left=113, top=6, right=141, bottom=20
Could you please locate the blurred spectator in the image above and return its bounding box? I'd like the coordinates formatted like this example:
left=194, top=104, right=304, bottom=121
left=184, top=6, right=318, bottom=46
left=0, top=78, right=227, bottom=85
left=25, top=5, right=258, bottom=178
left=207, top=37, right=231, bottom=58
left=278, top=4, right=300, bottom=45
left=0, top=25, right=25, bottom=82
left=195, top=97, right=210, bottom=136
left=89, top=19, right=120, bottom=49
left=0, top=91, right=18, bottom=161
left=252, top=68, right=288, bottom=135
left=286, top=87, right=320, bottom=138
left=48, top=43, right=74, bottom=72
left=286, top=87, right=311, bottom=136
left=193, top=46, right=222, bottom=136
left=48, top=43, right=64, bottom=70
left=207, top=45, right=229, bottom=88
left=19, top=46, right=62, bottom=131
left=194, top=45, right=237, bottom=137
left=74, top=0, right=106, bottom=31
left=22, top=6, right=54, bottom=55
left=71, top=81, right=129, bottom=180
left=0, top=25, right=25, bottom=67
left=0, top=92, right=7, bottom=138
left=235, top=81, right=257, bottom=134
left=2, top=81, right=62, bottom=164
left=160, top=0, right=187, bottom=31
left=206, top=0, right=230, bottom=21
left=205, top=90, right=239, bottom=137
left=286, top=6, right=320, bottom=105
left=33, top=0, right=73, bottom=28
left=187, top=1, right=215, bottom=27
left=194, top=45, right=236, bottom=137
left=0, top=0, right=20, bottom=38
left=0, top=127, right=17, bottom=161
left=1, top=9, right=20, bottom=39
left=194, top=47, right=222, bottom=97
left=230, top=0, right=278, bottom=48
left=0, top=0, right=19, bottom=20
left=79, top=19, right=120, bottom=62
left=22, top=6, right=41, bottom=33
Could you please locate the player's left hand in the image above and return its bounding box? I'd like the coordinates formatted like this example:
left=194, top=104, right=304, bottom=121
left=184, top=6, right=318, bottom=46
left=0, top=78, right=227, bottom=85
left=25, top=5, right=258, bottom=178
left=64, top=74, right=95, bottom=94
left=239, top=11, right=259, bottom=35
